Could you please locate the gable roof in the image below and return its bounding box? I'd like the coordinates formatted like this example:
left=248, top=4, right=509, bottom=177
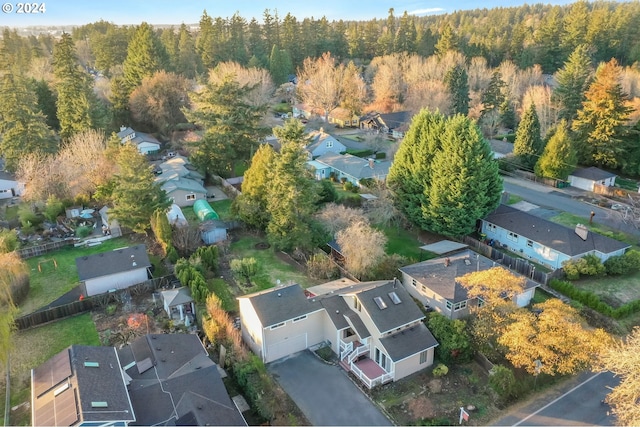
left=380, top=323, right=438, bottom=362
left=570, top=166, right=617, bottom=181
left=400, top=249, right=538, bottom=303
left=118, top=334, right=246, bottom=426
left=352, top=280, right=425, bottom=334
left=306, top=129, right=346, bottom=153
left=32, top=345, right=135, bottom=426
left=160, top=177, right=208, bottom=194
left=484, top=204, right=630, bottom=256
left=76, top=244, right=151, bottom=281
left=238, top=284, right=323, bottom=327
left=161, top=287, right=193, bottom=307
left=360, top=111, right=412, bottom=132
left=315, top=152, right=391, bottom=180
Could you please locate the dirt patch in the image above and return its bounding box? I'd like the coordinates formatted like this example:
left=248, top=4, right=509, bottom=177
left=417, top=229, right=448, bottom=245
left=254, top=242, right=270, bottom=250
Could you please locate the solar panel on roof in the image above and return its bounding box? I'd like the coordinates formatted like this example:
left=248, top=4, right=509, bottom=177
left=55, top=387, right=78, bottom=426
left=33, top=349, right=72, bottom=398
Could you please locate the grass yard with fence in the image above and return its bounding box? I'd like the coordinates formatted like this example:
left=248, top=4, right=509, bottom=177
left=20, top=237, right=133, bottom=315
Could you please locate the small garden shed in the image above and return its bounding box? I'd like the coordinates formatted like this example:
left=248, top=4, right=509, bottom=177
left=200, top=220, right=228, bottom=245
left=193, top=199, right=219, bottom=221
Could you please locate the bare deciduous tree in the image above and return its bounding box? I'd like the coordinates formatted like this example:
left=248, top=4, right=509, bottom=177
left=208, top=61, right=275, bottom=109
left=365, top=182, right=403, bottom=229
left=297, top=52, right=349, bottom=121
left=315, top=203, right=365, bottom=237
left=336, top=220, right=387, bottom=279
left=522, top=85, right=558, bottom=138
left=367, top=54, right=407, bottom=112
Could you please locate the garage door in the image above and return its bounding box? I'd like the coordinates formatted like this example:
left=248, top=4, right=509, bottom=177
left=267, top=334, right=307, bottom=363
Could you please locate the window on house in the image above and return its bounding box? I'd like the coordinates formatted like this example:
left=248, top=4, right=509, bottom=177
left=411, top=278, right=417, bottom=288
left=507, top=232, right=518, bottom=242
left=446, top=301, right=453, bottom=311
left=527, top=239, right=533, bottom=247
left=292, top=315, right=307, bottom=323
left=270, top=322, right=285, bottom=330
left=354, top=297, right=361, bottom=312
left=326, top=140, right=333, bottom=148
left=453, top=301, right=467, bottom=311
left=421, top=284, right=427, bottom=293
left=478, top=297, right=486, bottom=308
left=186, top=194, right=196, bottom=201
left=419, top=350, right=428, bottom=364
left=487, top=223, right=496, bottom=232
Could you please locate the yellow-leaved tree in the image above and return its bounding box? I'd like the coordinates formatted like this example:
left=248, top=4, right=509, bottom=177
left=499, top=298, right=611, bottom=376
left=596, top=327, right=640, bottom=426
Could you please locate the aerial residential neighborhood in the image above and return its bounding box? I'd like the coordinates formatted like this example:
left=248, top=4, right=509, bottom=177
left=2, top=1, right=640, bottom=426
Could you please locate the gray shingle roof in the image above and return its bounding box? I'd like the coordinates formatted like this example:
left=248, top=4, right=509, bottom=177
left=75, top=244, right=151, bottom=281
left=306, top=129, right=346, bottom=153
left=484, top=204, right=630, bottom=256
left=355, top=280, right=425, bottom=334
left=160, top=287, right=193, bottom=307
left=399, top=249, right=538, bottom=303
left=380, top=323, right=438, bottom=362
left=160, top=177, right=207, bottom=194
left=239, top=284, right=323, bottom=327
left=315, top=152, right=391, bottom=180
left=120, top=334, right=246, bottom=426
left=570, top=166, right=617, bottom=181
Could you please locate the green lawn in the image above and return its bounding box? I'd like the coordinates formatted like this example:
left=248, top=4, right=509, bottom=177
left=331, top=182, right=361, bottom=202
left=376, top=225, right=434, bottom=262
left=20, top=237, right=132, bottom=315
left=1, top=313, right=99, bottom=426
left=531, top=287, right=554, bottom=304
left=549, top=212, right=637, bottom=246
left=210, top=199, right=233, bottom=220
left=574, top=270, right=640, bottom=305
left=615, top=176, right=638, bottom=191
left=508, top=194, right=523, bottom=205
left=208, top=277, right=238, bottom=312
left=229, top=235, right=320, bottom=291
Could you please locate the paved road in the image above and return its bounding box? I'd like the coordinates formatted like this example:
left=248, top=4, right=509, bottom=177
left=492, top=371, right=619, bottom=426
left=268, top=350, right=392, bottom=426
left=503, top=176, right=640, bottom=238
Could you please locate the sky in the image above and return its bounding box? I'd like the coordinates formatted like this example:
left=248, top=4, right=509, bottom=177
left=0, top=0, right=581, bottom=27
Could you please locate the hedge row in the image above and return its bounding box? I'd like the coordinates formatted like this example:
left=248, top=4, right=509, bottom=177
left=549, top=279, right=640, bottom=319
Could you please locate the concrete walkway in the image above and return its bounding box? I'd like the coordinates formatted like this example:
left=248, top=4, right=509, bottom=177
left=268, top=350, right=392, bottom=426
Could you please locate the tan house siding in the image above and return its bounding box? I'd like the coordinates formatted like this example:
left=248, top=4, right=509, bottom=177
left=239, top=298, right=264, bottom=359
left=320, top=311, right=341, bottom=354
left=167, top=188, right=206, bottom=207
left=262, top=310, right=326, bottom=363
left=393, top=349, right=435, bottom=381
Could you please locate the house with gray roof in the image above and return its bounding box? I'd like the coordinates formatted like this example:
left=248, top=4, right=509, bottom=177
left=568, top=166, right=617, bottom=192
left=399, top=249, right=539, bottom=320
left=360, top=111, right=412, bottom=139
left=0, top=169, right=24, bottom=199
left=76, top=244, right=151, bottom=297
left=481, top=204, right=630, bottom=269
left=31, top=345, right=136, bottom=426
left=238, top=280, right=438, bottom=388
left=305, top=128, right=346, bottom=159
left=155, top=156, right=207, bottom=207
left=118, top=334, right=246, bottom=426
left=117, top=126, right=161, bottom=155
left=309, top=152, right=391, bottom=187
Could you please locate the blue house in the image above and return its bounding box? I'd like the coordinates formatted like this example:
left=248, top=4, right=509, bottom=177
left=305, top=128, right=346, bottom=159
left=308, top=153, right=391, bottom=187
left=481, top=204, right=630, bottom=269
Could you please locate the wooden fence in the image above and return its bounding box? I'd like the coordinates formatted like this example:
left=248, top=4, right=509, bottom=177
left=15, top=275, right=179, bottom=330
left=462, top=236, right=563, bottom=285
left=512, top=170, right=568, bottom=188
left=593, top=183, right=638, bottom=199
left=17, top=239, right=78, bottom=259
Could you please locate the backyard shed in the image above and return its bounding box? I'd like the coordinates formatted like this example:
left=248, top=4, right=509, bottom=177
left=200, top=220, right=228, bottom=245
left=166, top=204, right=188, bottom=227
left=193, top=199, right=220, bottom=222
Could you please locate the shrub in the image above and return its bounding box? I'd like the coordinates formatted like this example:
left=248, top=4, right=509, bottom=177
left=193, top=245, right=219, bottom=273
left=562, top=254, right=605, bottom=280
left=375, top=152, right=386, bottom=159
left=167, top=245, right=179, bottom=263
left=75, top=226, right=92, bottom=238
left=340, top=177, right=347, bottom=184
left=18, top=204, right=42, bottom=229
left=343, top=181, right=357, bottom=193
left=306, top=252, right=340, bottom=280
left=346, top=148, right=374, bottom=157
left=0, top=228, right=18, bottom=254
left=489, top=365, right=517, bottom=402
left=316, top=179, right=338, bottom=203
left=106, top=304, right=117, bottom=315
left=339, top=197, right=362, bottom=208
left=432, top=363, right=449, bottom=377
left=44, top=195, right=64, bottom=222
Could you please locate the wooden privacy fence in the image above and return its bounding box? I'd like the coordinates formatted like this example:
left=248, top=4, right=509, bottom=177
left=15, top=275, right=178, bottom=330
left=462, top=236, right=562, bottom=285
left=593, top=183, right=638, bottom=199
left=512, top=170, right=568, bottom=188
left=17, top=239, right=78, bottom=259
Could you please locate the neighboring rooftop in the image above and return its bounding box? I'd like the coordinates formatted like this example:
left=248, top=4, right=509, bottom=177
left=380, top=323, right=439, bottom=362
left=569, top=166, right=617, bottom=181
left=314, top=152, right=391, bottom=180
left=484, top=204, right=630, bottom=256
left=75, top=244, right=151, bottom=281
left=238, top=283, right=323, bottom=327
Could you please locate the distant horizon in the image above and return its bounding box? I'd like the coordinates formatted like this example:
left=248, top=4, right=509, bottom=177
left=0, top=0, right=583, bottom=28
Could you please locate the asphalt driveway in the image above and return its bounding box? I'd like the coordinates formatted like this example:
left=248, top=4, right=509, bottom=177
left=268, top=350, right=392, bottom=426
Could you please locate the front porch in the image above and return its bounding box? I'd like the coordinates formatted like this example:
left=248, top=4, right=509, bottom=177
left=338, top=341, right=393, bottom=388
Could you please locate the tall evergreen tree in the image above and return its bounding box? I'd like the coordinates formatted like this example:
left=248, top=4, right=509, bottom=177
left=266, top=119, right=318, bottom=252
left=394, top=11, right=417, bottom=53
left=0, top=75, right=56, bottom=172
left=535, top=120, right=577, bottom=180
left=31, top=79, right=59, bottom=131
left=481, top=71, right=506, bottom=118
left=444, top=64, right=470, bottom=116
left=514, top=103, right=544, bottom=169
left=122, top=23, right=167, bottom=93
left=552, top=44, right=593, bottom=122
left=499, top=99, right=516, bottom=131
left=572, top=58, right=632, bottom=168
left=176, top=24, right=200, bottom=79
left=107, top=143, right=170, bottom=234
left=269, top=45, right=293, bottom=86
left=387, top=110, right=447, bottom=229
left=184, top=73, right=268, bottom=176
left=196, top=10, right=216, bottom=70
left=232, top=144, right=276, bottom=229
left=435, top=24, right=459, bottom=57
left=53, top=33, right=94, bottom=140
left=426, top=115, right=502, bottom=237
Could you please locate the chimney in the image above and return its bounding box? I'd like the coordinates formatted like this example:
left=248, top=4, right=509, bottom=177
left=120, top=125, right=126, bottom=132
left=368, top=158, right=374, bottom=169
left=575, top=223, right=589, bottom=241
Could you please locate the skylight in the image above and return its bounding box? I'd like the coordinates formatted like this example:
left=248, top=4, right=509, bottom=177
left=374, top=296, right=388, bottom=310
left=91, top=401, right=108, bottom=408
left=83, top=361, right=99, bottom=368
left=388, top=291, right=402, bottom=305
